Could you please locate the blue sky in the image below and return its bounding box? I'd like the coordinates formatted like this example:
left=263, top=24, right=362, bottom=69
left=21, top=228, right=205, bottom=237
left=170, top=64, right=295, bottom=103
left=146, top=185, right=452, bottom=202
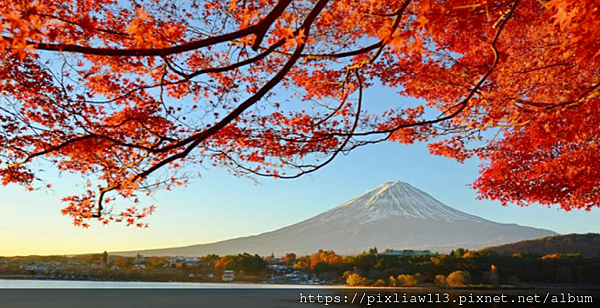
left=1, top=136, right=599, bottom=256
left=2, top=51, right=599, bottom=256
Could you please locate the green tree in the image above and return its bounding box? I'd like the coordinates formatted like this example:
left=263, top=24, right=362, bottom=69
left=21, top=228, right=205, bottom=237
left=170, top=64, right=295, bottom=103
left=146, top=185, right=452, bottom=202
left=451, top=248, right=468, bottom=258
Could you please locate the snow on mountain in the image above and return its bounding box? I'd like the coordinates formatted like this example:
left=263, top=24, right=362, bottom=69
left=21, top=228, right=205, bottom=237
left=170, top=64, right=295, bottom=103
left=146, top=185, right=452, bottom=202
left=113, top=181, right=558, bottom=257
left=321, top=181, right=485, bottom=223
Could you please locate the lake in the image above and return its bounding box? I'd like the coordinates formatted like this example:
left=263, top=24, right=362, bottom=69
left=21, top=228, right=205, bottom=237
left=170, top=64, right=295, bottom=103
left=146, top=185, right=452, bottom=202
left=0, top=278, right=320, bottom=288
left=1, top=279, right=598, bottom=308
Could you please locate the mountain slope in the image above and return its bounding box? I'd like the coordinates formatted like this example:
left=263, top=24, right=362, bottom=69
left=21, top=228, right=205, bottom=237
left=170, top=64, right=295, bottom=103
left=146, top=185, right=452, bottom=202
left=483, top=233, right=600, bottom=257
left=113, top=181, right=557, bottom=256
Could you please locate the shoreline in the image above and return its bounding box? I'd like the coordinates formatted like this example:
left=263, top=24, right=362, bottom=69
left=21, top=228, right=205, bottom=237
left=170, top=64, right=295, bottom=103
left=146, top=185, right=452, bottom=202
left=2, top=277, right=600, bottom=291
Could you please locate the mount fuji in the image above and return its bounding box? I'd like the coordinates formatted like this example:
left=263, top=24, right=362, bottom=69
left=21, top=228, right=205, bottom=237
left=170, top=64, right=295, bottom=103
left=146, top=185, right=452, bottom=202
left=114, top=181, right=557, bottom=256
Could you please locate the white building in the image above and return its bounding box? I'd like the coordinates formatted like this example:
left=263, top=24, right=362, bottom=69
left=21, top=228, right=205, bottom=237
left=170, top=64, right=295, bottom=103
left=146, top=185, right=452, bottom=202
left=221, top=270, right=235, bottom=282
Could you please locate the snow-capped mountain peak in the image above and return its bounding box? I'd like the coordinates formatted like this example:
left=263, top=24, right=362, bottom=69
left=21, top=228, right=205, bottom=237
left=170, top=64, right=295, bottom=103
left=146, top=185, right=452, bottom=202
left=325, top=180, right=485, bottom=223
left=114, top=180, right=557, bottom=256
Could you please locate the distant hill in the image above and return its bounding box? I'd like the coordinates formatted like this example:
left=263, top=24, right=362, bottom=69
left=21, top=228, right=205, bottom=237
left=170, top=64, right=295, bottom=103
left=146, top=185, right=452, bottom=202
left=483, top=233, right=600, bottom=257
left=112, top=181, right=555, bottom=257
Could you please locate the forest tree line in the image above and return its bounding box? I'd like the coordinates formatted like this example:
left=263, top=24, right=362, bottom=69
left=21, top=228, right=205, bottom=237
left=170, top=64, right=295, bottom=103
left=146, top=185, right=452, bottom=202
left=1, top=248, right=599, bottom=286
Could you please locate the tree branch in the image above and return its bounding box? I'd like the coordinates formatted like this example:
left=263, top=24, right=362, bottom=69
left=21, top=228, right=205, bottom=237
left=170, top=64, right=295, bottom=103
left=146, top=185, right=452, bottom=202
left=131, top=0, right=331, bottom=183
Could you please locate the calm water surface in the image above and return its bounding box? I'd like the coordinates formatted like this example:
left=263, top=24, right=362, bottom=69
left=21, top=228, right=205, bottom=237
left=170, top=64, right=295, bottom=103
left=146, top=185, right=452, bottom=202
left=0, top=279, right=323, bottom=288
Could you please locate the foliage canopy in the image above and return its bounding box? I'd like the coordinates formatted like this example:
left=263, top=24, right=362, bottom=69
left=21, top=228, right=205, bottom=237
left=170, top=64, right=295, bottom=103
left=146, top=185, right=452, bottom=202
left=0, top=0, right=598, bottom=226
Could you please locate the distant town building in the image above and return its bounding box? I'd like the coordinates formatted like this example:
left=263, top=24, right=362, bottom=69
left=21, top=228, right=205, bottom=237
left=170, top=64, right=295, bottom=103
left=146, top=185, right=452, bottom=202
left=168, top=256, right=200, bottom=267
left=133, top=256, right=147, bottom=264
left=221, top=270, right=235, bottom=282
left=379, top=249, right=432, bottom=256
left=25, top=263, right=51, bottom=272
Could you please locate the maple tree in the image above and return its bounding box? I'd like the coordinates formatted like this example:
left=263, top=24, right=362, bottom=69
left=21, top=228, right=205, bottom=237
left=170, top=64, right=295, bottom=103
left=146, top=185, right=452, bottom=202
left=0, top=0, right=598, bottom=227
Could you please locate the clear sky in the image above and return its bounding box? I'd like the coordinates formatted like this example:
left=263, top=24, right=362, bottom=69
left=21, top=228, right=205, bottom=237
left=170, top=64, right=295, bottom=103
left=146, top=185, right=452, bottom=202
left=1, top=137, right=600, bottom=256
left=2, top=69, right=600, bottom=256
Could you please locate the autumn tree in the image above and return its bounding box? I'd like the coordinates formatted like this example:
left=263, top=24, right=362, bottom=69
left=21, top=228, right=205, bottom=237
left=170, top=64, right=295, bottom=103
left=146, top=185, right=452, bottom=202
left=281, top=252, right=297, bottom=264
left=112, top=256, right=132, bottom=268
left=396, top=274, right=418, bottom=287
left=293, top=255, right=311, bottom=270
left=434, top=274, right=447, bottom=287
left=1, top=0, right=599, bottom=227
left=309, top=249, right=342, bottom=269
left=344, top=271, right=367, bottom=286
left=146, top=256, right=166, bottom=269
left=214, top=253, right=266, bottom=276
left=446, top=270, right=471, bottom=287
